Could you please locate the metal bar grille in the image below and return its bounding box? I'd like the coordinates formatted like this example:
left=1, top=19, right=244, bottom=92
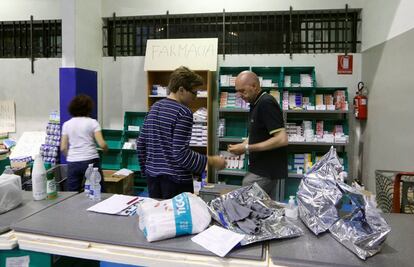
left=0, top=19, right=61, bottom=58
left=102, top=9, right=361, bottom=56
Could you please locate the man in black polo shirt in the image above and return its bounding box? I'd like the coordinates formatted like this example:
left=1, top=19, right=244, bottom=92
left=228, top=71, right=288, bottom=200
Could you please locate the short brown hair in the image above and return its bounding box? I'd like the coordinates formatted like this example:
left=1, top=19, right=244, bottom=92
left=68, top=94, right=94, bottom=117
left=168, top=66, right=203, bottom=93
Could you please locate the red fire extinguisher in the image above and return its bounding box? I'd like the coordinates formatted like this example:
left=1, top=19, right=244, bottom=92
left=354, top=82, right=367, bottom=120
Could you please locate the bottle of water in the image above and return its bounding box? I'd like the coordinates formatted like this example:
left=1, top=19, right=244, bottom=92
left=201, top=171, right=207, bottom=188
left=91, top=167, right=101, bottom=201
left=84, top=163, right=94, bottom=197
left=3, top=165, right=14, bottom=175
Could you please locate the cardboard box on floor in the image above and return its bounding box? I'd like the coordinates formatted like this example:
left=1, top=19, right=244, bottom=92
left=103, top=170, right=134, bottom=195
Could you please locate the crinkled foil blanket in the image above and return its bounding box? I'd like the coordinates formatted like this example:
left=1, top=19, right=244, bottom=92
left=297, top=146, right=391, bottom=260
left=208, top=183, right=303, bottom=246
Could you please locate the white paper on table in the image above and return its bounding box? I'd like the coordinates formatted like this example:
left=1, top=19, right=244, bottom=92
left=87, top=194, right=140, bottom=215
left=191, top=225, right=245, bottom=257
left=113, top=168, right=133, bottom=176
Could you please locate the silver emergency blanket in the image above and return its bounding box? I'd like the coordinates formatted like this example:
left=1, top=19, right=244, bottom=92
left=297, top=146, right=391, bottom=260
left=297, top=147, right=343, bottom=235
left=208, top=183, right=303, bottom=246
left=329, top=182, right=391, bottom=260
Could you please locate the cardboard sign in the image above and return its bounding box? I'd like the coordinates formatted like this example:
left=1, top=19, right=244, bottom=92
left=144, top=38, right=218, bottom=71
left=337, top=55, right=353, bottom=74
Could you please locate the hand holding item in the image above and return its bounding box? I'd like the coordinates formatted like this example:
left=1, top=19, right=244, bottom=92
left=208, top=155, right=227, bottom=170
left=227, top=143, right=246, bottom=155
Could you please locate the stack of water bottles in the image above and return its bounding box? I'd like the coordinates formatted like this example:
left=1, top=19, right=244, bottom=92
left=84, top=164, right=102, bottom=201
left=40, top=111, right=61, bottom=165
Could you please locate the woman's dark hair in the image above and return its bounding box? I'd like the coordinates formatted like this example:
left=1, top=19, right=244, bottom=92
left=168, top=66, right=204, bottom=93
left=68, top=94, right=94, bottom=117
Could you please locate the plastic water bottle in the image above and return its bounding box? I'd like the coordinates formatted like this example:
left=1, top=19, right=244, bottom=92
left=91, top=168, right=101, bottom=201
left=3, top=165, right=14, bottom=175
left=201, top=171, right=207, bottom=188
left=84, top=164, right=94, bottom=197
left=32, top=154, right=47, bottom=200
left=285, top=195, right=298, bottom=219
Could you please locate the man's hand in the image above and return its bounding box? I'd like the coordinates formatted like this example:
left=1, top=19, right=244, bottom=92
left=227, top=143, right=246, bottom=155
left=208, top=155, right=227, bottom=170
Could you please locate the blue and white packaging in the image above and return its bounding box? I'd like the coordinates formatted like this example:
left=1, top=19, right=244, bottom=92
left=137, top=193, right=211, bottom=242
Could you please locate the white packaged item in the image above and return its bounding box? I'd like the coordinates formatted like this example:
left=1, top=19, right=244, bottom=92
left=31, top=154, right=47, bottom=200
left=0, top=174, right=22, bottom=214
left=138, top=193, right=211, bottom=242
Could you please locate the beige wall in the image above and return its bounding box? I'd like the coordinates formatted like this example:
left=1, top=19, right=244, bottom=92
left=361, top=28, right=414, bottom=191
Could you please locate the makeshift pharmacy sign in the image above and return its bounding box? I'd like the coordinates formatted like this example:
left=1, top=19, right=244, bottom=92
left=144, top=38, right=218, bottom=71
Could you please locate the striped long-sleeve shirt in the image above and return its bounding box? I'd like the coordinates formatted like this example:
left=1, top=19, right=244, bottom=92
left=137, top=98, right=207, bottom=184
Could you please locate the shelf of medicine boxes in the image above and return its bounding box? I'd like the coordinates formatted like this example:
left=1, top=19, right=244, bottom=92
left=216, top=67, right=251, bottom=183
left=147, top=70, right=210, bottom=114
left=147, top=70, right=213, bottom=179
left=287, top=150, right=348, bottom=179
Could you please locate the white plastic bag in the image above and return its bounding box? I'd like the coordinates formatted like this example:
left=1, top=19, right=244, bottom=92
left=0, top=174, right=23, bottom=214
left=137, top=193, right=211, bottom=242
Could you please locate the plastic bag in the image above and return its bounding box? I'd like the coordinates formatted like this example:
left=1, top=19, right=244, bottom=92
left=0, top=174, right=23, bottom=214
left=137, top=193, right=211, bottom=242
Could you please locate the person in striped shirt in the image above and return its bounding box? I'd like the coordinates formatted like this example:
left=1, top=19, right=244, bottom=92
left=137, top=66, right=226, bottom=199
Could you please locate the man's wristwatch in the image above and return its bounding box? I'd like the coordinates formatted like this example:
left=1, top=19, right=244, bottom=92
left=244, top=143, right=249, bottom=155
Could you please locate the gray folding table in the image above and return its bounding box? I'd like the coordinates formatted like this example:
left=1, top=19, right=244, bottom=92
left=0, top=191, right=77, bottom=249
left=12, top=193, right=266, bottom=266
left=269, top=213, right=414, bottom=267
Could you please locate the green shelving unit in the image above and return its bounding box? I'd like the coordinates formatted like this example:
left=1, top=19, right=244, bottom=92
left=123, top=112, right=146, bottom=132
left=281, top=66, right=316, bottom=87
left=102, top=129, right=123, bottom=150
left=122, top=149, right=140, bottom=172
left=215, top=65, right=350, bottom=199
left=216, top=66, right=251, bottom=185
left=100, top=149, right=122, bottom=170
left=0, top=248, right=52, bottom=267
left=251, top=66, right=283, bottom=88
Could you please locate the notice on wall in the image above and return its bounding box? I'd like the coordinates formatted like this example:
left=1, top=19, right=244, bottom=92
left=337, top=55, right=353, bottom=74
left=144, top=38, right=218, bottom=71
left=0, top=101, right=16, bottom=133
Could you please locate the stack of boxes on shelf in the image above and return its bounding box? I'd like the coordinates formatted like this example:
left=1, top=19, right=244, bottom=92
left=282, top=89, right=348, bottom=111
left=219, top=74, right=236, bottom=87
left=315, top=90, right=348, bottom=111
left=258, top=76, right=278, bottom=87
left=151, top=85, right=168, bottom=96
left=197, top=90, right=208, bottom=98
left=40, top=111, right=60, bottom=165
left=219, top=151, right=245, bottom=171
left=289, top=153, right=312, bottom=174
left=289, top=153, right=346, bottom=176
left=217, top=119, right=225, bottom=137
left=284, top=74, right=313, bottom=87
left=219, top=92, right=249, bottom=109
left=190, top=108, right=208, bottom=147
left=286, top=120, right=348, bottom=144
